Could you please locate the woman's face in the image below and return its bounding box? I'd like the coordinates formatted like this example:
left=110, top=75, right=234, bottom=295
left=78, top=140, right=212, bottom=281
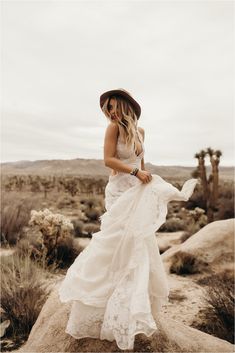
left=108, top=98, right=121, bottom=122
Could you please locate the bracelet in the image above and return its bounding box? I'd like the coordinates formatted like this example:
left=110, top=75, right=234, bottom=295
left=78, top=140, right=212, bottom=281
left=130, top=167, right=139, bottom=176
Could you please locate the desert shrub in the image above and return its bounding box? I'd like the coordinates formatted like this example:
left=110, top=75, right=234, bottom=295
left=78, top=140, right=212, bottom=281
left=79, top=196, right=101, bottom=208
left=1, top=192, right=40, bottom=246
left=169, top=251, right=208, bottom=275
left=159, top=217, right=185, bottom=232
left=192, top=270, right=234, bottom=343
left=71, top=219, right=85, bottom=237
left=176, top=180, right=234, bottom=222
left=216, top=196, right=234, bottom=220
left=196, top=270, right=234, bottom=287
left=16, top=234, right=82, bottom=270
left=171, top=207, right=207, bottom=238
left=54, top=236, right=82, bottom=268
left=85, top=208, right=102, bottom=222
left=159, top=207, right=207, bottom=235
left=27, top=208, right=82, bottom=268
left=78, top=195, right=103, bottom=222
left=83, top=223, right=100, bottom=238
left=168, top=202, right=183, bottom=214
left=0, top=252, right=50, bottom=351
left=56, top=195, right=77, bottom=209
left=181, top=207, right=207, bottom=230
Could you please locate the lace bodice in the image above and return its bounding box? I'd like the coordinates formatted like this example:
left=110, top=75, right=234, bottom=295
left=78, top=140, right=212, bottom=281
left=106, top=128, right=145, bottom=211
left=110, top=129, right=145, bottom=177
left=116, top=129, right=145, bottom=161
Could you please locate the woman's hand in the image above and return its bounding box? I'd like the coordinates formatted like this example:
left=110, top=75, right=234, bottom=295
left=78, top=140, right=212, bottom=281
left=136, top=170, right=153, bottom=184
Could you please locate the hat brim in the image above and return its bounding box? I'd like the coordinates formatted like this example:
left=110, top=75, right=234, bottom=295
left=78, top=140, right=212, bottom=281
left=100, top=89, right=141, bottom=119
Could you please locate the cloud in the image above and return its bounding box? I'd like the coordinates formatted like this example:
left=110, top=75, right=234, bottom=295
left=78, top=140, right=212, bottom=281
left=2, top=0, right=234, bottom=166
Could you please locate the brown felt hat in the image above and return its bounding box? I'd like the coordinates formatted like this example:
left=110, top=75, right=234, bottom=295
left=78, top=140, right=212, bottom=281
left=100, top=88, right=141, bottom=119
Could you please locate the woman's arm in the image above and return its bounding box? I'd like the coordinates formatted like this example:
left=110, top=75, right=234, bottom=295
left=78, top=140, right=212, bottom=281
left=138, top=127, right=146, bottom=171
left=103, top=123, right=135, bottom=174
left=141, top=157, right=146, bottom=171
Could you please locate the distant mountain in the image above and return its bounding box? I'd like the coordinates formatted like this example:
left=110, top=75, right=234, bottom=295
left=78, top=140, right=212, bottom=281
left=1, top=158, right=234, bottom=181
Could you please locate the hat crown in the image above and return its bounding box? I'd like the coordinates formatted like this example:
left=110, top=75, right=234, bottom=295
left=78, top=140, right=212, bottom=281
left=99, top=88, right=141, bottom=119
left=116, top=88, right=133, bottom=97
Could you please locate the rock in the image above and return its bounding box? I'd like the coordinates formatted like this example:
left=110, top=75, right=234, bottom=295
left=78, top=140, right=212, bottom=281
left=162, top=219, right=234, bottom=272
left=156, top=231, right=185, bottom=253
left=15, top=283, right=234, bottom=353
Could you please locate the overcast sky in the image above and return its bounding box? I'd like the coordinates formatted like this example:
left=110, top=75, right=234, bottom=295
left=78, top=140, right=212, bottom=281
left=1, top=0, right=234, bottom=167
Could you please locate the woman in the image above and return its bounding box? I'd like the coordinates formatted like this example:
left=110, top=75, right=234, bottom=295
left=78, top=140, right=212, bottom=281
left=58, top=88, right=198, bottom=350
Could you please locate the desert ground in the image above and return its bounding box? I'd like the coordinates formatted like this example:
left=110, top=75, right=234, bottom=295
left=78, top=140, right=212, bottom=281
left=1, top=160, right=234, bottom=352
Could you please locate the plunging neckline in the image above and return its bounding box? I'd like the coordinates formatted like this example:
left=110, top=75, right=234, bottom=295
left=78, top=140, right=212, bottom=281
left=134, top=130, right=144, bottom=157
left=117, top=128, right=144, bottom=158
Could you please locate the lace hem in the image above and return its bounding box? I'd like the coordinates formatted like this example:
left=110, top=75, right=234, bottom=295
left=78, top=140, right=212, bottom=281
left=63, top=273, right=169, bottom=350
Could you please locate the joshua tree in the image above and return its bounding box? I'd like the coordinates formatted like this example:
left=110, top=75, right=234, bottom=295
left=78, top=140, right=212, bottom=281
left=194, top=147, right=222, bottom=222
left=4, top=178, right=14, bottom=191
left=40, top=177, right=54, bottom=199
left=61, top=178, right=79, bottom=197
left=96, top=178, right=107, bottom=195
left=30, top=179, right=41, bottom=192
left=15, top=176, right=25, bottom=191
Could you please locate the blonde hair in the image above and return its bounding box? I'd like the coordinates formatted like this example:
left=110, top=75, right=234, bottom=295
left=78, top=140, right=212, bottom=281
left=101, top=95, right=141, bottom=154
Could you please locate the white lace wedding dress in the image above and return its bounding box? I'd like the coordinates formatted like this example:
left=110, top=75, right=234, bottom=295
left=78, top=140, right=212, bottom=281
left=58, top=130, right=198, bottom=350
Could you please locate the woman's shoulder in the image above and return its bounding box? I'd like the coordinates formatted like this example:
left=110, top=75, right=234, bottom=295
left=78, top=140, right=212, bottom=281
left=105, top=122, right=119, bottom=135
left=104, top=122, right=119, bottom=142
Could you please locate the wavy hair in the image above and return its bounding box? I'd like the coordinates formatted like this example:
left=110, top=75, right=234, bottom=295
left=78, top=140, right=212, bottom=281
left=101, top=95, right=141, bottom=154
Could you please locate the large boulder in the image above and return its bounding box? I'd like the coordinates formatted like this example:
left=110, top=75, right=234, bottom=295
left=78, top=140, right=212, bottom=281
left=14, top=283, right=234, bottom=353
left=161, top=219, right=234, bottom=272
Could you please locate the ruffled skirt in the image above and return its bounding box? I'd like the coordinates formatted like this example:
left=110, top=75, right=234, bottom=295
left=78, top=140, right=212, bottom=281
left=58, top=174, right=198, bottom=350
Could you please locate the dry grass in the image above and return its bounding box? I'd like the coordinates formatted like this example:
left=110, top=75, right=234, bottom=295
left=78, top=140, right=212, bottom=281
left=0, top=252, right=51, bottom=351
left=16, top=232, right=83, bottom=270
left=192, top=270, right=234, bottom=344
left=1, top=191, right=41, bottom=246
left=169, top=251, right=209, bottom=275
